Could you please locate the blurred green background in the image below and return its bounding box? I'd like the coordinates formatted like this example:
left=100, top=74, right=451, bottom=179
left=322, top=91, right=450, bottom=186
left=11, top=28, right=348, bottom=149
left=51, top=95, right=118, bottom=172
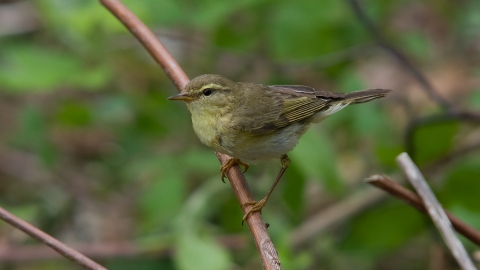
left=1, top=0, right=480, bottom=269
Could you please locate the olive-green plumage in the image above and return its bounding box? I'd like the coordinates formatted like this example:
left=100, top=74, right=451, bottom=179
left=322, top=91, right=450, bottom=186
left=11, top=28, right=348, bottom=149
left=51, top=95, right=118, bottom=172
left=169, top=74, right=392, bottom=221
left=169, top=74, right=391, bottom=163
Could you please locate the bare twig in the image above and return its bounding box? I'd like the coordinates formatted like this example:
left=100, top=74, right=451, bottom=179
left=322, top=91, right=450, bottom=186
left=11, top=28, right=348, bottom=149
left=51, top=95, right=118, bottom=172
left=365, top=175, right=480, bottom=246
left=396, top=153, right=476, bottom=270
left=0, top=207, right=106, bottom=270
left=99, top=0, right=281, bottom=269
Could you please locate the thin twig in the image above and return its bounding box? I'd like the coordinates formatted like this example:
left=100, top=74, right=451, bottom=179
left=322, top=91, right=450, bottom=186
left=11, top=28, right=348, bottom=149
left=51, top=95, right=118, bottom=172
left=396, top=153, right=476, bottom=270
left=365, top=175, right=480, bottom=246
left=99, top=0, right=281, bottom=269
left=0, top=207, right=106, bottom=270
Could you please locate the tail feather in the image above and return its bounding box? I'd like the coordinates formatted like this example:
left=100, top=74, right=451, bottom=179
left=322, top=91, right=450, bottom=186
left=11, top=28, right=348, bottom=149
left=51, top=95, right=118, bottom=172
left=343, top=89, right=393, bottom=104
left=308, top=88, right=392, bottom=123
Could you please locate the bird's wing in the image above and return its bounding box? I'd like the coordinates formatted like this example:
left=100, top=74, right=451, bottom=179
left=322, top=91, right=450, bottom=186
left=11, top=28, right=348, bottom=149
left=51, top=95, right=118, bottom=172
left=234, top=84, right=391, bottom=134
left=233, top=84, right=336, bottom=134
left=263, top=85, right=334, bottom=130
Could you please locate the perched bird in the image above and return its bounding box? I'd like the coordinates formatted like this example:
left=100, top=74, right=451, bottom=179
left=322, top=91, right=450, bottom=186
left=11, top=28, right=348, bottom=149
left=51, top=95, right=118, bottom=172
left=169, top=74, right=391, bottom=222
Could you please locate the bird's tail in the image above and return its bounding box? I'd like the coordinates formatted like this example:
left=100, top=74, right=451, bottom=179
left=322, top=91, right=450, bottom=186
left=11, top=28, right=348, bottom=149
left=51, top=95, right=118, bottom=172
left=343, top=89, right=393, bottom=104
left=309, top=88, right=392, bottom=123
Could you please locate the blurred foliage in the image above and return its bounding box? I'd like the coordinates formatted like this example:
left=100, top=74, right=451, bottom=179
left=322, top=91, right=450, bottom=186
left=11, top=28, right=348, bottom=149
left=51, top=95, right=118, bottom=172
left=0, top=0, right=479, bottom=269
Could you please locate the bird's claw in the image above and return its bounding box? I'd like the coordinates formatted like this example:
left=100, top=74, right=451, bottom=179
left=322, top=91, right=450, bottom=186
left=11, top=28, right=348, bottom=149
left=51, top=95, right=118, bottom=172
left=220, top=158, right=249, bottom=183
left=241, top=198, right=267, bottom=226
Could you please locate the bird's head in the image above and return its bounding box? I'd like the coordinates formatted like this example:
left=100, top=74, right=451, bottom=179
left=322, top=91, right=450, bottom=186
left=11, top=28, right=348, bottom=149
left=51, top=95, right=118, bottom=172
left=168, top=74, right=238, bottom=114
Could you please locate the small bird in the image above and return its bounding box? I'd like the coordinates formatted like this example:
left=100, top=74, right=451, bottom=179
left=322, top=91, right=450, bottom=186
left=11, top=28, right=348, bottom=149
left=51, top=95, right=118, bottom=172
left=169, top=74, right=391, bottom=222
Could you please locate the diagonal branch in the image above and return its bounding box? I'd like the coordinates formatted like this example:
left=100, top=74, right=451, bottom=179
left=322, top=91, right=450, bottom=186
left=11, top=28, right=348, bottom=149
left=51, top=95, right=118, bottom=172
left=396, top=153, right=476, bottom=270
left=99, top=0, right=281, bottom=269
left=365, top=175, right=480, bottom=246
left=0, top=207, right=106, bottom=270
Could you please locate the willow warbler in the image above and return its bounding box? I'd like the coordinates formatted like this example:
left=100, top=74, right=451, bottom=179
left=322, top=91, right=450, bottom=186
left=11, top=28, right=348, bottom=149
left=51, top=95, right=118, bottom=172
left=169, top=74, right=391, bottom=222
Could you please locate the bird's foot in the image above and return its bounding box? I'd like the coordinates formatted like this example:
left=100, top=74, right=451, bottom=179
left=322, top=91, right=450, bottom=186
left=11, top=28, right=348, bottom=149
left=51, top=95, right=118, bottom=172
left=241, top=197, right=267, bottom=225
left=220, top=158, right=249, bottom=183
left=280, top=154, right=290, bottom=169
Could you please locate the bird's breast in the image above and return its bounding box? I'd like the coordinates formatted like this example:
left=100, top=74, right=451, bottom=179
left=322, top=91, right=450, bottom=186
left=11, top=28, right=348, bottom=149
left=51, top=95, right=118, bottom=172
left=190, top=109, right=230, bottom=151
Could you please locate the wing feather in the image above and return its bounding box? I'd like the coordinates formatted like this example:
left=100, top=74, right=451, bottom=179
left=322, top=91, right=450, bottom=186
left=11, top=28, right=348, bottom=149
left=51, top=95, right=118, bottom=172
left=232, top=84, right=390, bottom=134
left=234, top=85, right=331, bottom=134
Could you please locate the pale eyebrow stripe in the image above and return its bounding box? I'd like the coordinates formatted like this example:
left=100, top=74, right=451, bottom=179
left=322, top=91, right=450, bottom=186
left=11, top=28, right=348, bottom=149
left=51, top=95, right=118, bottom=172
left=200, top=84, right=229, bottom=91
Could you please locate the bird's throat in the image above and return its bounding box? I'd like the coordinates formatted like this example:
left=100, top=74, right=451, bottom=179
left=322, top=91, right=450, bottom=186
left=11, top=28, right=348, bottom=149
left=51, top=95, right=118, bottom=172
left=189, top=106, right=230, bottom=150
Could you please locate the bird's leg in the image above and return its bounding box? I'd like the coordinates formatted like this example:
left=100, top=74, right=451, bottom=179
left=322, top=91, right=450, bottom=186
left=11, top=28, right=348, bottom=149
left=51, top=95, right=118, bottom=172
left=241, top=154, right=290, bottom=224
left=220, top=157, right=249, bottom=183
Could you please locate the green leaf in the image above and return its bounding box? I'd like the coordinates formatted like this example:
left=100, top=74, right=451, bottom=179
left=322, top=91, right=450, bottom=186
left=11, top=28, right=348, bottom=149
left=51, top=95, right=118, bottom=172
left=138, top=159, right=186, bottom=230
left=213, top=19, right=257, bottom=50
left=175, top=178, right=227, bottom=227
left=448, top=205, right=480, bottom=237
left=290, top=129, right=344, bottom=193
left=94, top=95, right=133, bottom=125
left=182, top=149, right=219, bottom=173
left=337, top=68, right=366, bottom=92
left=71, top=64, right=112, bottom=90
left=106, top=258, right=174, bottom=270
left=438, top=157, right=480, bottom=211
left=12, top=106, right=58, bottom=166
left=343, top=201, right=425, bottom=251
left=0, top=45, right=80, bottom=91
left=0, top=44, right=111, bottom=92
left=188, top=0, right=261, bottom=30
left=38, top=0, right=127, bottom=36
left=170, top=181, right=233, bottom=266
left=398, top=32, right=432, bottom=61
left=176, top=231, right=230, bottom=270
left=413, top=121, right=458, bottom=165
left=218, top=196, right=244, bottom=232
left=282, top=165, right=305, bottom=217
left=13, top=106, right=47, bottom=148
left=56, top=102, right=92, bottom=127
left=268, top=0, right=367, bottom=60
left=466, top=87, right=480, bottom=109
left=123, top=0, right=183, bottom=26
left=375, top=142, right=404, bottom=169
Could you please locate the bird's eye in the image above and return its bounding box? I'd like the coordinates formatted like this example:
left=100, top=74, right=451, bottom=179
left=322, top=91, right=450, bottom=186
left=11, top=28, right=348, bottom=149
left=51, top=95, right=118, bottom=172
left=202, top=88, right=213, bottom=96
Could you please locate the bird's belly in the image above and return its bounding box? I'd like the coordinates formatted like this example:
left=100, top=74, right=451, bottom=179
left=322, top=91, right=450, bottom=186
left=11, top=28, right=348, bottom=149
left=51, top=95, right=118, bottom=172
left=220, top=123, right=309, bottom=163
left=191, top=110, right=309, bottom=163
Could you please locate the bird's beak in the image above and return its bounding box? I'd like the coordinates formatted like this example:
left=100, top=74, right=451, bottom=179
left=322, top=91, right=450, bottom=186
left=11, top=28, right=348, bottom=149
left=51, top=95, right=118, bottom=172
left=168, top=92, right=194, bottom=102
